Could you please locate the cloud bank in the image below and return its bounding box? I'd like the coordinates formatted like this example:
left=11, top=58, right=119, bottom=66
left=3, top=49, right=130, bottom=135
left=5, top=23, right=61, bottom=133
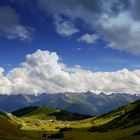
left=0, top=49, right=140, bottom=95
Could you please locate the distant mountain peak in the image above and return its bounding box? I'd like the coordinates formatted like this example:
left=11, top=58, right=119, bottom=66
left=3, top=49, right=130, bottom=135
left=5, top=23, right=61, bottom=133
left=99, top=92, right=106, bottom=95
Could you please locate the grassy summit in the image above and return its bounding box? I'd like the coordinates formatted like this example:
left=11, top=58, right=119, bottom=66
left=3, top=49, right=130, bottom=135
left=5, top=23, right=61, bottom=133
left=12, top=106, right=91, bottom=120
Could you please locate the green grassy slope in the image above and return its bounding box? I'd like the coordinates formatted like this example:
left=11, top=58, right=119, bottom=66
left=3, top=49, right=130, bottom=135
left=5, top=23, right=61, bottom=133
left=0, top=111, right=45, bottom=140
left=101, top=100, right=140, bottom=130
left=87, top=99, right=140, bottom=133
left=0, top=112, right=17, bottom=134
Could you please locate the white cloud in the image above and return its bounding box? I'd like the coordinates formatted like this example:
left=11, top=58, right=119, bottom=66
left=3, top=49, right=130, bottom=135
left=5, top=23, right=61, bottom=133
left=37, top=0, right=140, bottom=54
left=54, top=16, right=79, bottom=37
left=0, top=50, right=140, bottom=94
left=98, top=12, right=140, bottom=54
left=78, top=33, right=98, bottom=44
left=0, top=6, right=32, bottom=41
left=0, top=68, right=12, bottom=94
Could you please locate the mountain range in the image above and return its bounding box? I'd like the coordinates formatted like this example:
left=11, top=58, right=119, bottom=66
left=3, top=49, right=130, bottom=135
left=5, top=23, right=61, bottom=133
left=0, top=92, right=139, bottom=115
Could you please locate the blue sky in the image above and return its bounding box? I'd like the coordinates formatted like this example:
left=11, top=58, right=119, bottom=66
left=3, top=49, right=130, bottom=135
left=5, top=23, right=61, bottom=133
left=0, top=0, right=140, bottom=94
left=0, top=0, right=140, bottom=74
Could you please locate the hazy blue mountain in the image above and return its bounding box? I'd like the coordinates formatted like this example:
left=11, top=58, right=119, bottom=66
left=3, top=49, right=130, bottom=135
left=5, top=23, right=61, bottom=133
left=0, top=92, right=139, bottom=115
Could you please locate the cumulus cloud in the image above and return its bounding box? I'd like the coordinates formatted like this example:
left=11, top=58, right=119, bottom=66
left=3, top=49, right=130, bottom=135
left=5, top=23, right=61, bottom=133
left=0, top=68, right=12, bottom=94
left=0, top=49, right=140, bottom=94
left=78, top=33, right=98, bottom=44
left=0, top=6, right=32, bottom=41
left=36, top=0, right=140, bottom=54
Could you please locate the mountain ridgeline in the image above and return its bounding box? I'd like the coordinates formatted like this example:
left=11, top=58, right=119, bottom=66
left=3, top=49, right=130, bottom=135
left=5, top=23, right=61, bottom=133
left=0, top=92, right=139, bottom=115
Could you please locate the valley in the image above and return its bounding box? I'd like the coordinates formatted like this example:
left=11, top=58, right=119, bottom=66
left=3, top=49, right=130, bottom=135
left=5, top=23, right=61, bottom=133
left=0, top=99, right=140, bottom=140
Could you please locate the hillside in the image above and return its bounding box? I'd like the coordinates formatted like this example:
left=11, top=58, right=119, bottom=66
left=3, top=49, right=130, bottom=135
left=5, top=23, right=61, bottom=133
left=88, top=99, right=140, bottom=132
left=0, top=111, right=43, bottom=140
left=12, top=106, right=91, bottom=121
left=0, top=92, right=139, bottom=115
left=0, top=111, right=17, bottom=133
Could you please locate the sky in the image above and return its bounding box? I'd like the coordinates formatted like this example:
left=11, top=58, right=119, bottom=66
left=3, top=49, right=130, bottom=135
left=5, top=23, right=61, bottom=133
left=0, top=0, right=140, bottom=94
